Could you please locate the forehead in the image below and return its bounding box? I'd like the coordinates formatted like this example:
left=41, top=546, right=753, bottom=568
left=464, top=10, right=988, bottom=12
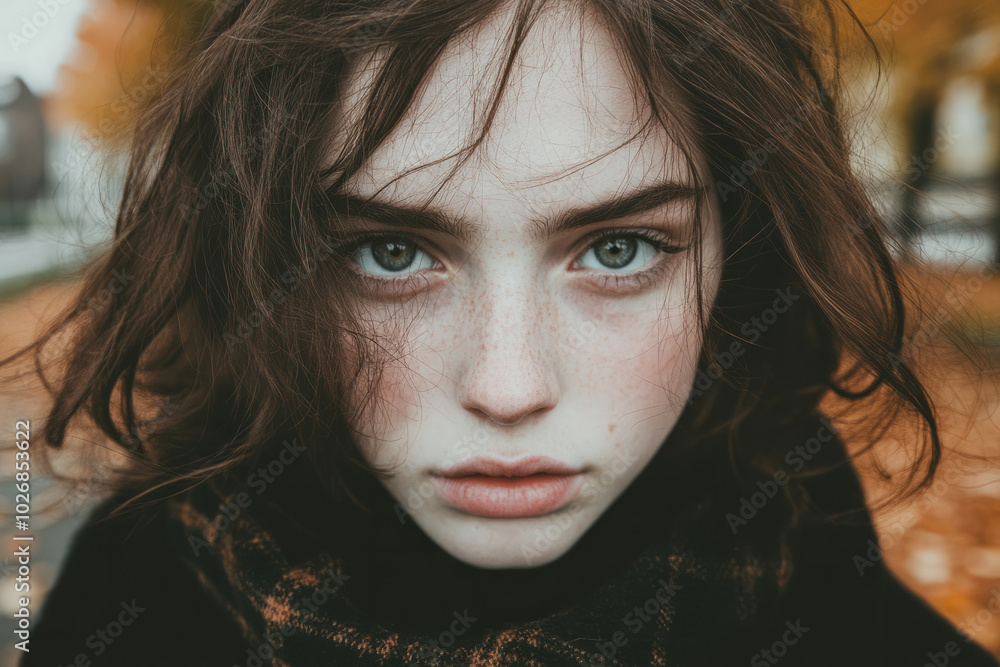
left=333, top=1, right=694, bottom=214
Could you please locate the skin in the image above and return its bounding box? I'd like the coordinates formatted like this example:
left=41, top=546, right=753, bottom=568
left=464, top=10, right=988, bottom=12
left=332, top=1, right=724, bottom=569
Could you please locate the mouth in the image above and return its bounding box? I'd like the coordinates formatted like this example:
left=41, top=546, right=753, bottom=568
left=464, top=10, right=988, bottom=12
left=429, top=456, right=588, bottom=519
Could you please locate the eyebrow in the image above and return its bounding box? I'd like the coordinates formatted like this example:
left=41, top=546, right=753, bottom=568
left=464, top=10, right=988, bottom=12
left=326, top=180, right=701, bottom=244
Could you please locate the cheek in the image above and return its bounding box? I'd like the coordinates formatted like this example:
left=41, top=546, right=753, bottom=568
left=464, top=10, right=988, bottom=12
left=585, top=316, right=700, bottom=432
left=345, top=363, right=416, bottom=471
left=343, top=332, right=446, bottom=468
left=567, top=305, right=703, bottom=502
left=338, top=320, right=417, bottom=457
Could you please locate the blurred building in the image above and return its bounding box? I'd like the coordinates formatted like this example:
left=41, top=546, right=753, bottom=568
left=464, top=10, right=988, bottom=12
left=844, top=1, right=1000, bottom=267
left=0, top=77, right=47, bottom=234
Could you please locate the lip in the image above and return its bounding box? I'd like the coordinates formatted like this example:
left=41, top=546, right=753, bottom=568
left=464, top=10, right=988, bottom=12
left=429, top=456, right=587, bottom=519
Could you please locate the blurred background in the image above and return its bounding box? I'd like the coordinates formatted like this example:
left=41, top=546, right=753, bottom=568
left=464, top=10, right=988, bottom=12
left=0, top=0, right=998, bottom=664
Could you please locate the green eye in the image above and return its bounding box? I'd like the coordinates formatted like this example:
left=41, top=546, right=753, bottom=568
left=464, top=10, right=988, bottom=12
left=351, top=235, right=436, bottom=275
left=580, top=235, right=649, bottom=270
left=577, top=230, right=685, bottom=272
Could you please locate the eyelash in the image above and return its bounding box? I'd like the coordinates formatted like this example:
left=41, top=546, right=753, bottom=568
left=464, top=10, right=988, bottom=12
left=341, top=227, right=688, bottom=294
left=578, top=228, right=688, bottom=290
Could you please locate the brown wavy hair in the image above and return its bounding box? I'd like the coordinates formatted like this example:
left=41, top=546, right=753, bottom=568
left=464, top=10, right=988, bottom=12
left=0, top=0, right=964, bottom=519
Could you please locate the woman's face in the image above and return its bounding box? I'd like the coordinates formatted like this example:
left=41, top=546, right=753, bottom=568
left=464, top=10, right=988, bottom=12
left=334, top=2, right=723, bottom=568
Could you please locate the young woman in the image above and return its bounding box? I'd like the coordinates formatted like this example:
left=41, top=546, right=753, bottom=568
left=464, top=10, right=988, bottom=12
left=8, top=0, right=999, bottom=664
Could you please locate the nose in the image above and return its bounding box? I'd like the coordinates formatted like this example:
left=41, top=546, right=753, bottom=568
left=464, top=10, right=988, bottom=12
left=458, top=280, right=559, bottom=426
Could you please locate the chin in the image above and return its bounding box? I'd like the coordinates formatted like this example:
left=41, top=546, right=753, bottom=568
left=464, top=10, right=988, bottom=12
left=409, top=503, right=600, bottom=570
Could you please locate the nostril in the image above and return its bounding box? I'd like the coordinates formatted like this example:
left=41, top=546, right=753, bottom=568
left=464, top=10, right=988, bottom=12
left=465, top=402, right=554, bottom=427
left=481, top=408, right=526, bottom=427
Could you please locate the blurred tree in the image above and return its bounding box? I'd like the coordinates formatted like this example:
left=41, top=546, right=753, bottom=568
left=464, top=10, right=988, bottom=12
left=47, top=0, right=213, bottom=142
